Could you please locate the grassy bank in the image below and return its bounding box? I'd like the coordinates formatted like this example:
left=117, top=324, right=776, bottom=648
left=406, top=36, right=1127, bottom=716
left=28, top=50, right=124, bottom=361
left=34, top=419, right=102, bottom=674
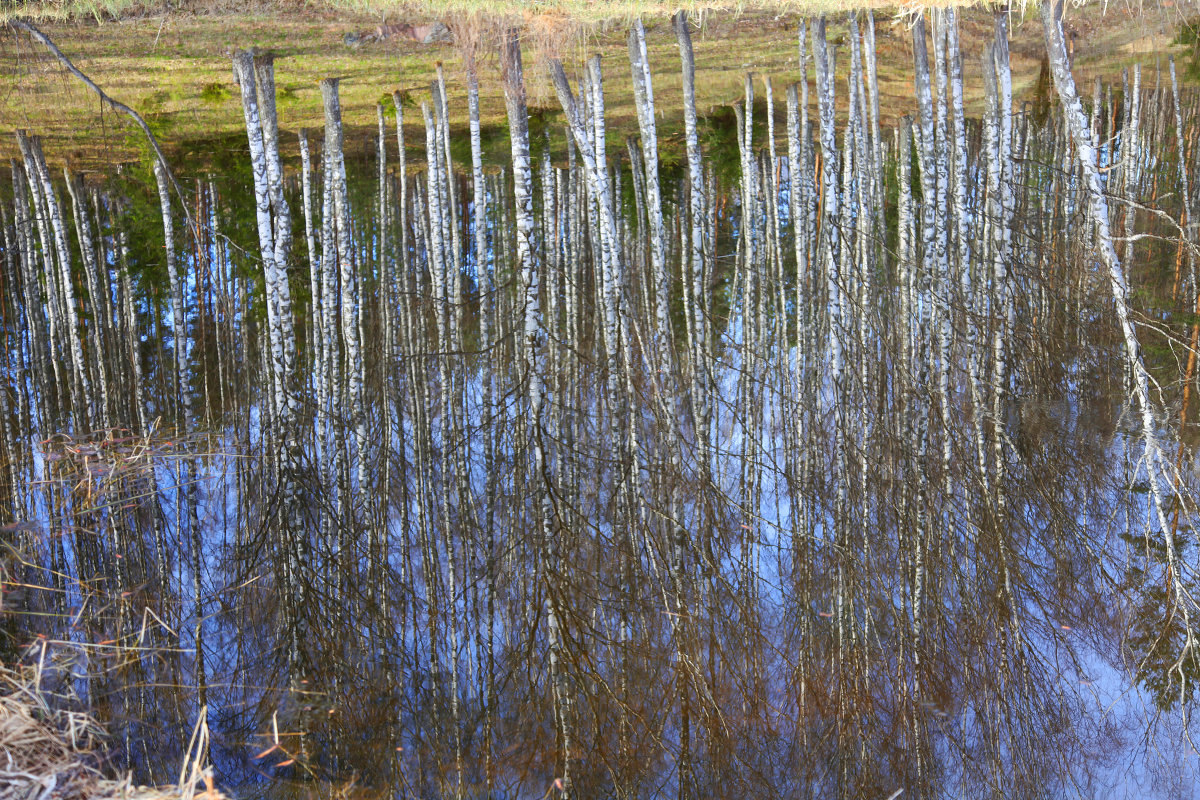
left=0, top=1, right=1191, bottom=170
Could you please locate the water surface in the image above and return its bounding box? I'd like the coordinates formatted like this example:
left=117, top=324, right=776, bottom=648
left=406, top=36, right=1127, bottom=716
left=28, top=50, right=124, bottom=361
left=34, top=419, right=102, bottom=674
left=3, top=6, right=1200, bottom=799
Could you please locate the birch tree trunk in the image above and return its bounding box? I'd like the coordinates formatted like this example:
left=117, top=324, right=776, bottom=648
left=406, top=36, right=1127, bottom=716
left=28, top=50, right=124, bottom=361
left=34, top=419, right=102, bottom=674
left=233, top=51, right=291, bottom=424
left=628, top=20, right=670, bottom=366
left=17, top=132, right=91, bottom=431
left=506, top=30, right=574, bottom=796
left=674, top=11, right=711, bottom=476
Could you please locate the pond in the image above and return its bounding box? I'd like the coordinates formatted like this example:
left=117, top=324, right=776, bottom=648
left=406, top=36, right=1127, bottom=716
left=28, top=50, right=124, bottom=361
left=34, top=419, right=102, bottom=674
left=3, top=3, right=1200, bottom=798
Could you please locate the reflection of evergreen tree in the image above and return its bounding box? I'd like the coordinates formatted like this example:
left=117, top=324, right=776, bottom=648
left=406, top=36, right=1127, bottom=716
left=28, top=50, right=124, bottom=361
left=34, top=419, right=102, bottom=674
left=1174, top=18, right=1200, bottom=82
left=1120, top=530, right=1200, bottom=710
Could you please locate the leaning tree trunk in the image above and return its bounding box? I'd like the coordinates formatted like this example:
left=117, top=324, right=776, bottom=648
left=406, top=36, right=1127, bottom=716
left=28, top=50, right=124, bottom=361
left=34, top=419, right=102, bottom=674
left=1041, top=0, right=1194, bottom=636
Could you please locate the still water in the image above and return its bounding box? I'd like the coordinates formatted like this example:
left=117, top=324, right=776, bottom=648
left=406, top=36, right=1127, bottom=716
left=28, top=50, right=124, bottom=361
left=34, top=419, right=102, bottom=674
left=3, top=4, right=1200, bottom=798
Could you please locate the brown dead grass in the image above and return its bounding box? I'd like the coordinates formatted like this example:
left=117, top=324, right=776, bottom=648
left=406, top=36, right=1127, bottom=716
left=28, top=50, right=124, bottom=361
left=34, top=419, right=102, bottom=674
left=0, top=664, right=227, bottom=800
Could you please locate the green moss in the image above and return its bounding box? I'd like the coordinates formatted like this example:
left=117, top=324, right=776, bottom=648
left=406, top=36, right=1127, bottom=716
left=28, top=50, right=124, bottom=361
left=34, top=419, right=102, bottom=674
left=199, top=82, right=230, bottom=105
left=143, top=88, right=171, bottom=112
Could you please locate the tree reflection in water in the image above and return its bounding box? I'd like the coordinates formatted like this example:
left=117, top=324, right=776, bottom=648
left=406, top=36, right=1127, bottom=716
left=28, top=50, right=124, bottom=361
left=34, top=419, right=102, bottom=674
left=2, top=3, right=1200, bottom=797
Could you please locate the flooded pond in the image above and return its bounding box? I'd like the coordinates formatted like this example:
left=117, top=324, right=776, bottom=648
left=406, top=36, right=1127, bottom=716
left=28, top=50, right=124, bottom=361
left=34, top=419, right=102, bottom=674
left=3, top=2, right=1200, bottom=797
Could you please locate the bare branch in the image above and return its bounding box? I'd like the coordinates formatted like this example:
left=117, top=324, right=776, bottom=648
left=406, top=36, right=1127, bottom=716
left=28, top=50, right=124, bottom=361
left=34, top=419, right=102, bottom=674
left=8, top=18, right=190, bottom=224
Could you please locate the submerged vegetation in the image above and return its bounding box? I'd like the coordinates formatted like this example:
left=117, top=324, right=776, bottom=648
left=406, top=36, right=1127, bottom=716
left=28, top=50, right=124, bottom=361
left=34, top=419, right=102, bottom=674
left=4, top=0, right=1200, bottom=798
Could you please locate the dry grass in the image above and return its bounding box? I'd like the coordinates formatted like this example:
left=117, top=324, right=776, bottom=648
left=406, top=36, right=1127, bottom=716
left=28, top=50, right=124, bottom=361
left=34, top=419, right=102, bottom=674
left=0, top=664, right=226, bottom=800
left=0, top=0, right=1190, bottom=26
left=2, top=0, right=943, bottom=25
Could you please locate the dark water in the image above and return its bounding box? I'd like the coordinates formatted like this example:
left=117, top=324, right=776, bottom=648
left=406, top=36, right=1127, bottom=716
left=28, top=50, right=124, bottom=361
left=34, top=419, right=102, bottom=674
left=3, top=7, right=1200, bottom=799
